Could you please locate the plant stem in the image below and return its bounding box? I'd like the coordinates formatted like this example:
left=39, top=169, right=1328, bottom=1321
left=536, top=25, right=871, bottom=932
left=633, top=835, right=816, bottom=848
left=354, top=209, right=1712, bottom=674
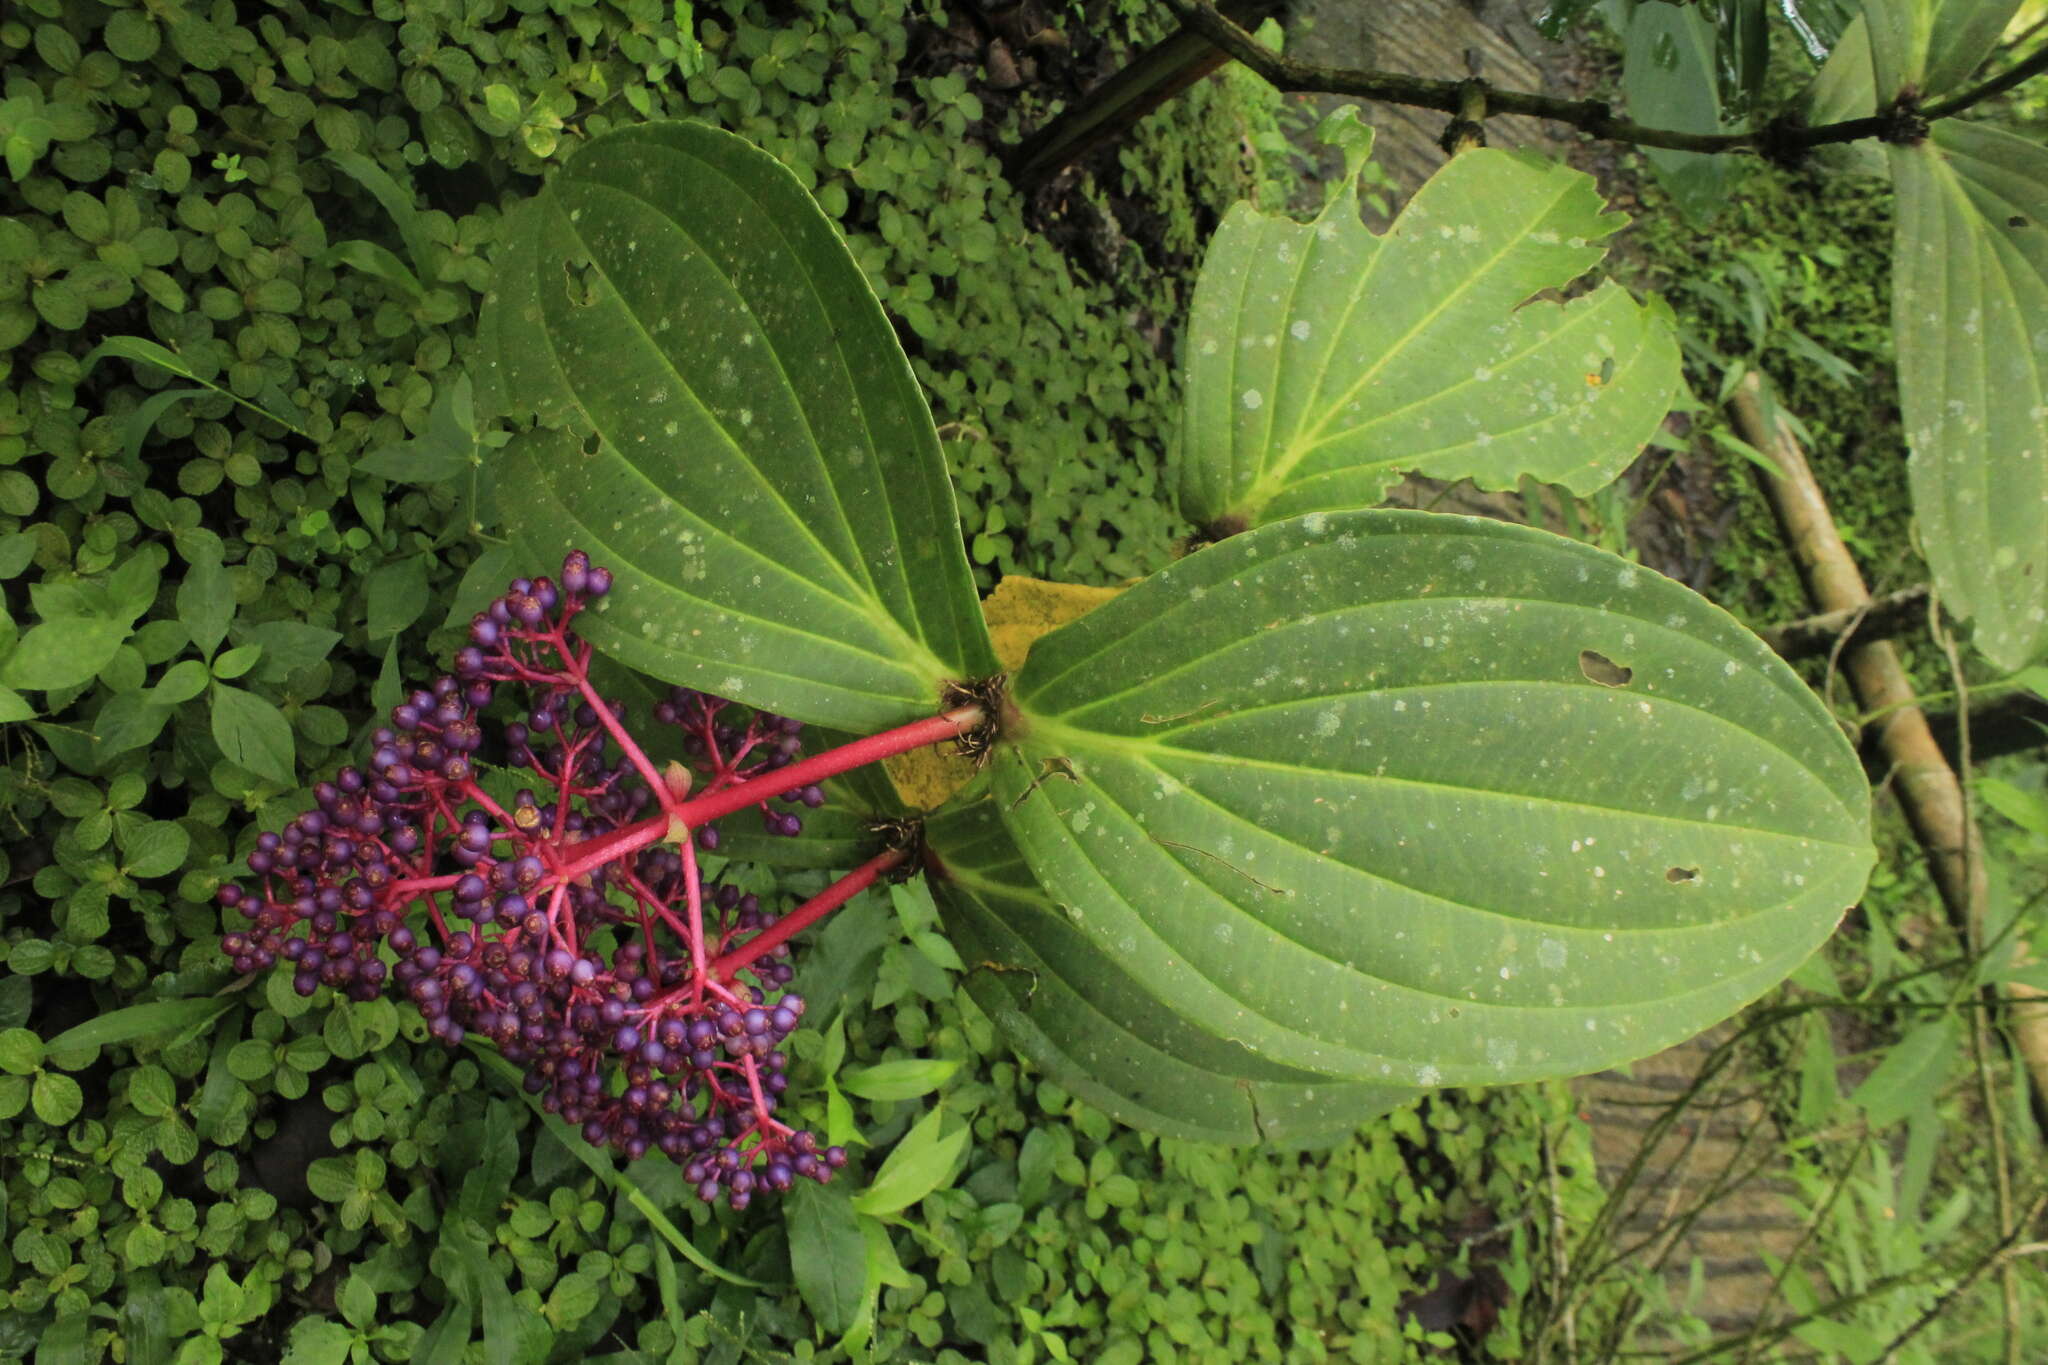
left=679, top=829, right=708, bottom=1007
left=673, top=704, right=983, bottom=831
left=553, top=620, right=672, bottom=802
left=1165, top=0, right=2028, bottom=156
left=550, top=816, right=672, bottom=885
left=711, top=847, right=904, bottom=980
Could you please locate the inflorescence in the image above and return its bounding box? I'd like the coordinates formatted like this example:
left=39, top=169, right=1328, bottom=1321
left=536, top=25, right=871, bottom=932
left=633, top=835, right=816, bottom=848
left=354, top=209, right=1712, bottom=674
left=219, top=552, right=855, bottom=1207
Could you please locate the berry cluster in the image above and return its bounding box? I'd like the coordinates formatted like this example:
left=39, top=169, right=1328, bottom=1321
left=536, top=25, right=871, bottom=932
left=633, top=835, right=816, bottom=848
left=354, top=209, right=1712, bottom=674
left=220, top=552, right=850, bottom=1206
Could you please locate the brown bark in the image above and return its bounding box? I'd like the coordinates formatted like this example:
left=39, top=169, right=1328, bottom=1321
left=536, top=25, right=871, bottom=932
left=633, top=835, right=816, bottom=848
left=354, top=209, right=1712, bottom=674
left=1730, top=376, right=2048, bottom=1114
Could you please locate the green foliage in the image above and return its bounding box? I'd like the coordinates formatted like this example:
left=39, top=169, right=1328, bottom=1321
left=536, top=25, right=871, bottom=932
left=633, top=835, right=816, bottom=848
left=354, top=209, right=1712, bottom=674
left=483, top=119, right=998, bottom=732
left=0, top=0, right=1594, bottom=1357
left=1176, top=129, right=1681, bottom=529
left=984, top=509, right=1869, bottom=1091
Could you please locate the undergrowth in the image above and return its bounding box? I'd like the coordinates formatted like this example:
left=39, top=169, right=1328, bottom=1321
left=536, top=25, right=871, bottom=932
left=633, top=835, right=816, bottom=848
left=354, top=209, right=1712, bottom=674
left=1549, top=39, right=2048, bottom=1357
left=0, top=0, right=1591, bottom=1360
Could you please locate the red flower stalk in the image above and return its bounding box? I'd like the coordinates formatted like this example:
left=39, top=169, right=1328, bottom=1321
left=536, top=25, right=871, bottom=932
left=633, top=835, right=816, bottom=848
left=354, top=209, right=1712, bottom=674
left=218, top=551, right=982, bottom=1208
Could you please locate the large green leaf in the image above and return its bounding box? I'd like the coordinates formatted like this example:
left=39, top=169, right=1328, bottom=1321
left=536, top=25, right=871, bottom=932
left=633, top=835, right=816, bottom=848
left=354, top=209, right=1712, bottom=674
left=1175, top=148, right=1680, bottom=531
left=996, top=511, right=1873, bottom=1088
left=1857, top=0, right=2021, bottom=100
left=480, top=121, right=993, bottom=732
left=928, top=797, right=1414, bottom=1144
left=1891, top=121, right=2048, bottom=671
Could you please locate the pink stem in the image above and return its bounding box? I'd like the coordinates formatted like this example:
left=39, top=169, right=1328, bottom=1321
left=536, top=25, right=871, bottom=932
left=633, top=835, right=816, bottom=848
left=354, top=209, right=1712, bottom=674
left=388, top=872, right=465, bottom=899
left=741, top=1056, right=789, bottom=1137
left=679, top=834, right=708, bottom=1007
left=556, top=635, right=672, bottom=805
left=547, top=815, right=669, bottom=885
left=676, top=705, right=983, bottom=831
left=710, top=848, right=904, bottom=980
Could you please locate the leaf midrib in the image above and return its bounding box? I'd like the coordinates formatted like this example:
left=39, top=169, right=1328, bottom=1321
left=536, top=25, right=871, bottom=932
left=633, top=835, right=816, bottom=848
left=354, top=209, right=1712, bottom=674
left=1019, top=712, right=1868, bottom=851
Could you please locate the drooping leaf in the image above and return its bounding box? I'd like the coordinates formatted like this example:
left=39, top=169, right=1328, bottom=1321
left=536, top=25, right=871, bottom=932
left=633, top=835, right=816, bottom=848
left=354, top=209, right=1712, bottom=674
left=1849, top=1014, right=1959, bottom=1128
left=1175, top=147, right=1680, bottom=531
left=211, top=682, right=297, bottom=788
left=480, top=120, right=993, bottom=731
left=81, top=335, right=308, bottom=435
left=1804, top=17, right=1889, bottom=177
left=468, top=1045, right=762, bottom=1287
left=1892, top=121, right=2048, bottom=671
left=1619, top=1, right=1747, bottom=222
left=850, top=1105, right=968, bottom=1216
left=325, top=151, right=436, bottom=281
left=43, top=997, right=235, bottom=1060
left=785, top=1179, right=867, bottom=1334
left=837, top=1057, right=958, bottom=1102
left=928, top=797, right=1416, bottom=1144
left=996, top=511, right=1873, bottom=1088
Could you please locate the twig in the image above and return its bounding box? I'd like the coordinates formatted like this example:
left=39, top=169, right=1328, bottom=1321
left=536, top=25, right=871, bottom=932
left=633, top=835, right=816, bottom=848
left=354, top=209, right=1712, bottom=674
left=1922, top=39, right=2048, bottom=119
left=1542, top=1123, right=1577, bottom=1360
left=1875, top=1184, right=2048, bottom=1364
left=1730, top=374, right=2048, bottom=1137
left=1928, top=597, right=2024, bottom=1365
left=1164, top=0, right=2033, bottom=157
left=1761, top=586, right=1930, bottom=661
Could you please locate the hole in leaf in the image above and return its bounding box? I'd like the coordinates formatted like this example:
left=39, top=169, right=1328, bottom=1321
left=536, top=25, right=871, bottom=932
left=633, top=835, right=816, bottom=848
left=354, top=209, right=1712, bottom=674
left=2010, top=214, right=2029, bottom=229
left=1666, top=866, right=1699, bottom=884
left=562, top=258, right=599, bottom=307
left=580, top=431, right=603, bottom=457
left=1578, top=650, right=1632, bottom=687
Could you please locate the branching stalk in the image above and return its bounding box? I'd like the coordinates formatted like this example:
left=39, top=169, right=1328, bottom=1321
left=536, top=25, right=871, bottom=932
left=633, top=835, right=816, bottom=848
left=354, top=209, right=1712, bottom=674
left=1163, top=0, right=2039, bottom=157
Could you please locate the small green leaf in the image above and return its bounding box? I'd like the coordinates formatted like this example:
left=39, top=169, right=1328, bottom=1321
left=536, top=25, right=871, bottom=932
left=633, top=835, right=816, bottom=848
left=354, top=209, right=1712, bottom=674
left=123, top=821, right=190, bottom=879
left=239, top=622, right=341, bottom=684
left=33, top=1070, right=85, bottom=1125
left=365, top=555, right=430, bottom=641
left=282, top=1318, right=355, bottom=1365
left=483, top=83, right=523, bottom=125
left=211, top=643, right=263, bottom=680
left=851, top=1106, right=967, bottom=1217
left=0, top=1027, right=43, bottom=1075
left=838, top=1057, right=958, bottom=1102
left=337, top=1275, right=375, bottom=1331
left=128, top=1065, right=177, bottom=1118
left=2, top=618, right=130, bottom=691
left=178, top=556, right=234, bottom=660
left=211, top=683, right=297, bottom=787
left=305, top=1156, right=357, bottom=1204
left=786, top=1179, right=867, bottom=1334
left=152, top=658, right=212, bottom=705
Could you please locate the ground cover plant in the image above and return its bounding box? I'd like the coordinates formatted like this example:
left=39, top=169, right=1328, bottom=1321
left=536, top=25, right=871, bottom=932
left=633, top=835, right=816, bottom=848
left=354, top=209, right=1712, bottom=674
left=0, top=1, right=1617, bottom=1359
